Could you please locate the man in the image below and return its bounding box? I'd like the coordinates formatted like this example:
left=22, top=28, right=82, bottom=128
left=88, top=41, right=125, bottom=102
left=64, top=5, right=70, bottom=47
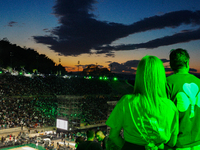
left=96, top=130, right=120, bottom=150
left=20, top=120, right=23, bottom=130
left=166, top=48, right=200, bottom=149
left=66, top=143, right=71, bottom=150
left=77, top=129, right=102, bottom=150
left=96, top=130, right=107, bottom=150
left=36, top=140, right=39, bottom=149
left=75, top=136, right=85, bottom=149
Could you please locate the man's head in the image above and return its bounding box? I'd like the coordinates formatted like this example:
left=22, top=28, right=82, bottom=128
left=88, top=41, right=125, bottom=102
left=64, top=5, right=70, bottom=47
left=86, top=129, right=95, bottom=141
left=169, top=48, right=190, bottom=73
left=75, top=137, right=84, bottom=148
left=75, top=136, right=84, bottom=144
left=96, top=130, right=105, bottom=142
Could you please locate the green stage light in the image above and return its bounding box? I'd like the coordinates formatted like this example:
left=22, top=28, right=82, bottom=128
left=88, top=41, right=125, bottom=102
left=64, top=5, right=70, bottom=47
left=104, top=77, right=107, bottom=80
left=89, top=76, right=91, bottom=79
left=113, top=77, right=118, bottom=81
left=99, top=76, right=103, bottom=80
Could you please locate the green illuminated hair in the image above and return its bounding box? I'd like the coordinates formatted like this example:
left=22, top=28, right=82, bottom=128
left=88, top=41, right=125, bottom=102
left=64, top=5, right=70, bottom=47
left=169, top=48, right=190, bottom=72
left=134, top=55, right=167, bottom=114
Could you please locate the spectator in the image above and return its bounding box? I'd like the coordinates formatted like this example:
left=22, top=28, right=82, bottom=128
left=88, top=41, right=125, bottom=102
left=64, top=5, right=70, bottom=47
left=77, top=129, right=102, bottom=150
left=75, top=136, right=85, bottom=149
left=166, top=48, right=200, bottom=149
left=66, top=143, right=71, bottom=150
left=36, top=140, right=39, bottom=149
left=106, top=137, right=121, bottom=150
left=96, top=130, right=108, bottom=150
left=106, top=55, right=179, bottom=149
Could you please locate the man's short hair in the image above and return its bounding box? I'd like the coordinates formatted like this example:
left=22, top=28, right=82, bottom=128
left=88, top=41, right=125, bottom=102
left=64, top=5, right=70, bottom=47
left=86, top=129, right=95, bottom=138
left=75, top=136, right=84, bottom=144
left=169, top=48, right=190, bottom=71
left=95, top=130, right=102, bottom=134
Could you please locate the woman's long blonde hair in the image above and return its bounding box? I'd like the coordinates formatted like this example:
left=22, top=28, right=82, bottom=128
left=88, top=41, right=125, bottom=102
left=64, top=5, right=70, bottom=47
left=134, top=55, right=167, bottom=115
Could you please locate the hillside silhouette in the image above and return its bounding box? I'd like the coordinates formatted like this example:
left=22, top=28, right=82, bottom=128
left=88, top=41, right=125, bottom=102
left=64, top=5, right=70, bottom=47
left=0, top=38, right=66, bottom=74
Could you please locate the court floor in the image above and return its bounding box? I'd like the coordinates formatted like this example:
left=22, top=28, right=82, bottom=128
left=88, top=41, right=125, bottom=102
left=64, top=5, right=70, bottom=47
left=0, top=143, right=46, bottom=150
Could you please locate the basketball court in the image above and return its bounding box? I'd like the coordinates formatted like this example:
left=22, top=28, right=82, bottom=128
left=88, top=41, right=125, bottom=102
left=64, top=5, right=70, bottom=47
left=7, top=146, right=37, bottom=150
left=0, top=144, right=46, bottom=150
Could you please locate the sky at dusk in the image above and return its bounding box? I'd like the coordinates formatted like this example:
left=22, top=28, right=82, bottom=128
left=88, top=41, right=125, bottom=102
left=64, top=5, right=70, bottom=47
left=1, top=0, right=200, bottom=74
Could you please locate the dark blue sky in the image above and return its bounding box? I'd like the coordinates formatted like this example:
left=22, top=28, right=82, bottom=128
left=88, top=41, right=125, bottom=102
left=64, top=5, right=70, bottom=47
left=1, top=0, right=200, bottom=73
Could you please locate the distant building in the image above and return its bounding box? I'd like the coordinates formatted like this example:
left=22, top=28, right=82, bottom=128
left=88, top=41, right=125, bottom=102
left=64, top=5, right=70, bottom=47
left=82, top=65, right=110, bottom=75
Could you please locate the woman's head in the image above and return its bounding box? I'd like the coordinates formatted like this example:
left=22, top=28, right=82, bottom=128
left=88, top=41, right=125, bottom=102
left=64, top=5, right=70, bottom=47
left=134, top=56, right=167, bottom=113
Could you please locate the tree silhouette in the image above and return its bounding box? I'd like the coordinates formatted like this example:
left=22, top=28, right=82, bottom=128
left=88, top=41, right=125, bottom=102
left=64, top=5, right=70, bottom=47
left=0, top=38, right=67, bottom=74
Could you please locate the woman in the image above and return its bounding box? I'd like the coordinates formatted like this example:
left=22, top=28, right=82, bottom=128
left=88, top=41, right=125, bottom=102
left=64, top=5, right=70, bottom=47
left=106, top=55, right=179, bottom=150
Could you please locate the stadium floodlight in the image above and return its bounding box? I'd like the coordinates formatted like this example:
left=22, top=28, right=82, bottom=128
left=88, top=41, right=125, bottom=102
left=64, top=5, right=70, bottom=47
left=113, top=77, right=118, bottom=81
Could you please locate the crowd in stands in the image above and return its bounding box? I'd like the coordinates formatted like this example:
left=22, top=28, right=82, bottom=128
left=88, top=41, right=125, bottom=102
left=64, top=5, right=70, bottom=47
left=0, top=74, right=113, bottom=96
left=80, top=96, right=108, bottom=123
left=0, top=128, right=109, bottom=150
left=0, top=96, right=57, bottom=131
left=0, top=131, right=57, bottom=150
left=0, top=73, right=118, bottom=149
left=0, top=132, right=32, bottom=148
left=0, top=73, right=119, bottom=129
left=0, top=72, right=126, bottom=150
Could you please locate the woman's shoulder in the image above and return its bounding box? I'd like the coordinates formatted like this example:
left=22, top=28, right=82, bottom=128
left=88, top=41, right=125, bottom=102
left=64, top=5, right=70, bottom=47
left=115, top=94, right=141, bottom=108
left=117, top=94, right=135, bottom=103
left=122, top=94, right=135, bottom=99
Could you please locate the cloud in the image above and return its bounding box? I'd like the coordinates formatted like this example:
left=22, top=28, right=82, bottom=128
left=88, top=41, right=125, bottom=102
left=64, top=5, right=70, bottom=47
left=165, top=68, right=173, bottom=72
left=109, top=59, right=196, bottom=74
left=189, top=68, right=198, bottom=72
left=64, top=66, right=76, bottom=72
left=180, top=29, right=192, bottom=33
left=97, top=27, right=200, bottom=52
left=33, top=0, right=200, bottom=56
left=105, top=52, right=115, bottom=57
left=108, top=58, right=171, bottom=74
left=165, top=67, right=197, bottom=72
left=108, top=60, right=139, bottom=74
left=43, top=28, right=52, bottom=33
left=7, top=21, right=17, bottom=27
left=78, top=64, right=104, bottom=69
left=161, top=59, right=170, bottom=63
left=105, top=61, right=112, bottom=63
